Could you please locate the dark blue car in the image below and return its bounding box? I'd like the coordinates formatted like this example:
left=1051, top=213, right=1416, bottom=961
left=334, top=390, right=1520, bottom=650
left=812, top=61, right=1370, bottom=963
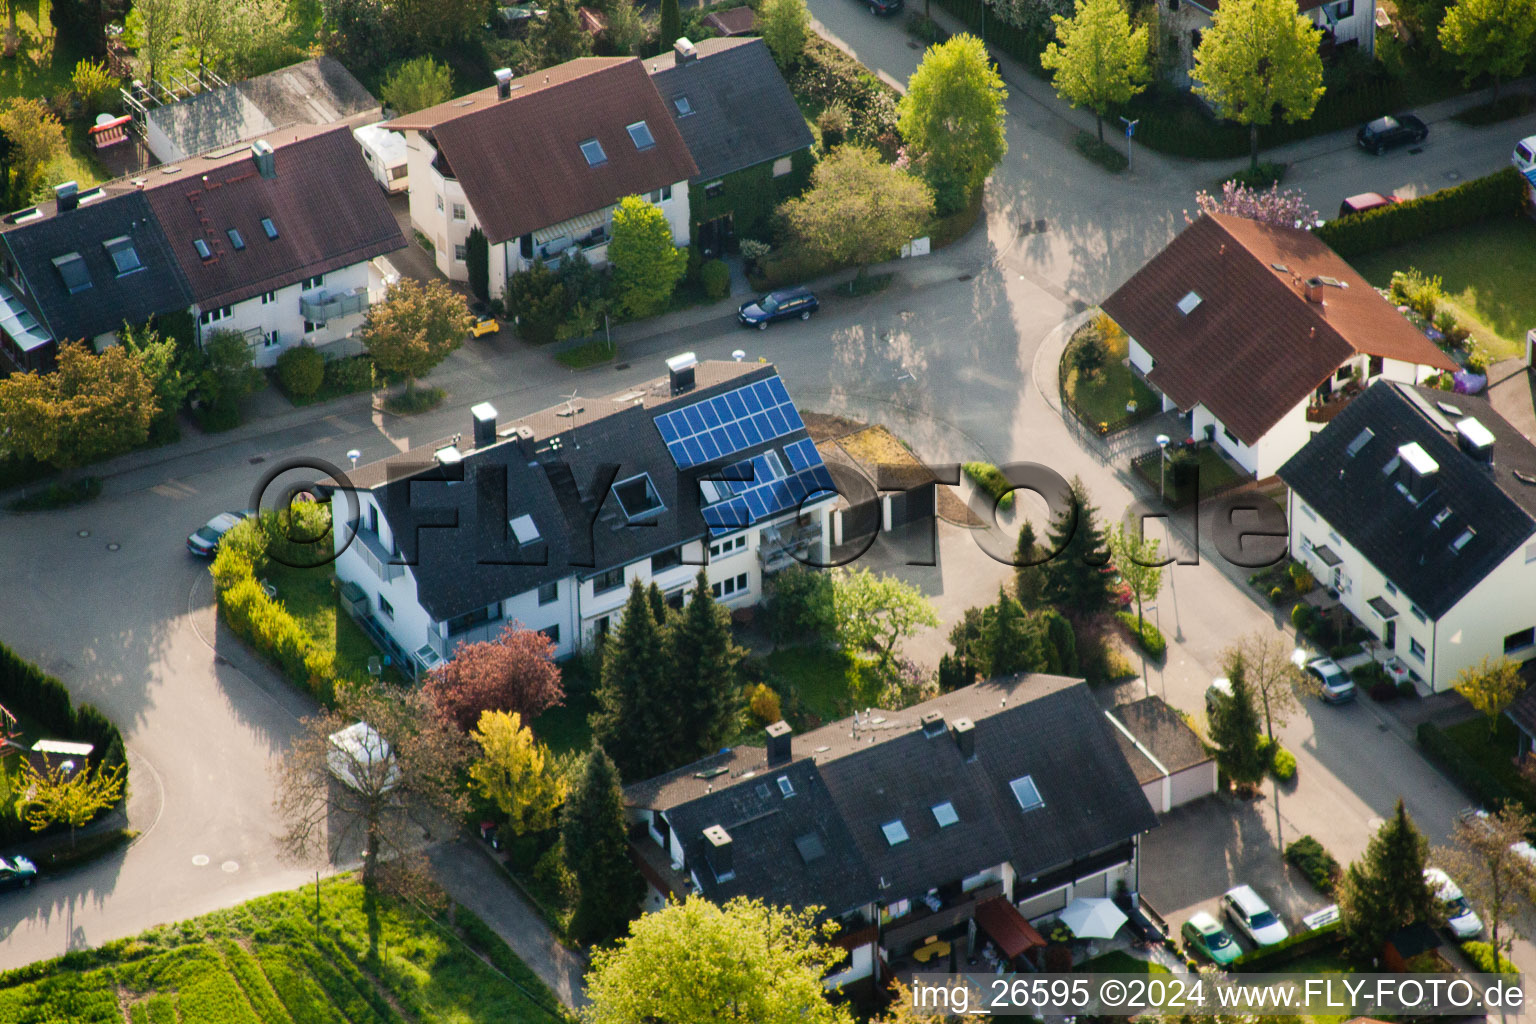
left=738, top=287, right=819, bottom=330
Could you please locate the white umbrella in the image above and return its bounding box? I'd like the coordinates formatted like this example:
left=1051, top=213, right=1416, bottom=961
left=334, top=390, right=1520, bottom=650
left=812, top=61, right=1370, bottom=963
left=1059, top=898, right=1128, bottom=939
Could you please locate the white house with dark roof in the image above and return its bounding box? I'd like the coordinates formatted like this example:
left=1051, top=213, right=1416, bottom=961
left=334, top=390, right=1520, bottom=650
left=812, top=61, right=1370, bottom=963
left=1277, top=381, right=1536, bottom=692
left=331, top=356, right=836, bottom=677
left=1162, top=0, right=1375, bottom=91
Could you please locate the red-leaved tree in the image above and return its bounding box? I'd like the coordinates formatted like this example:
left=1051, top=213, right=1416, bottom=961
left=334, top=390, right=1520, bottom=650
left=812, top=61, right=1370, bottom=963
left=424, top=623, right=564, bottom=732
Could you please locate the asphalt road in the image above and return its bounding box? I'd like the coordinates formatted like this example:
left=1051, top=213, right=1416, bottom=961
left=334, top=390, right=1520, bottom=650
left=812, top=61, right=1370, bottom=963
left=2, top=9, right=1534, bottom=980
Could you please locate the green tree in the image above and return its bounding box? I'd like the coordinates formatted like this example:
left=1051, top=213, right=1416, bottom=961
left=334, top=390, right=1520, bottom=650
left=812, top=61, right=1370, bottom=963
left=599, top=0, right=646, bottom=55
left=70, top=59, right=119, bottom=117
left=1439, top=0, right=1536, bottom=102
left=385, top=0, right=488, bottom=45
left=1454, top=655, right=1527, bottom=737
left=608, top=195, right=687, bottom=319
left=468, top=709, right=566, bottom=836
left=1109, top=519, right=1163, bottom=636
left=18, top=759, right=126, bottom=849
left=1337, top=799, right=1434, bottom=958
left=1189, top=0, right=1325, bottom=171
left=666, top=571, right=745, bottom=761
left=466, top=226, right=490, bottom=303
left=363, top=278, right=473, bottom=398
left=1013, top=520, right=1046, bottom=609
left=0, top=98, right=65, bottom=205
left=766, top=564, right=836, bottom=644
left=181, top=0, right=223, bottom=69
left=123, top=0, right=184, bottom=85
left=193, top=329, right=264, bottom=427
left=831, top=567, right=940, bottom=678
left=215, top=0, right=300, bottom=77
left=0, top=342, right=157, bottom=475
left=122, top=321, right=193, bottom=441
left=1440, top=803, right=1536, bottom=972
left=1039, top=607, right=1079, bottom=675
left=509, top=0, right=594, bottom=73
left=583, top=895, right=855, bottom=1024
left=1208, top=652, right=1266, bottom=791
left=590, top=580, right=671, bottom=779
left=647, top=580, right=668, bottom=625
left=780, top=145, right=935, bottom=279
left=1041, top=0, right=1149, bottom=142
left=658, top=0, right=681, bottom=50
left=562, top=743, right=643, bottom=944
left=1226, top=631, right=1308, bottom=744
left=380, top=55, right=454, bottom=115
left=898, top=34, right=1007, bottom=202
left=759, top=0, right=809, bottom=69
left=1039, top=476, right=1111, bottom=616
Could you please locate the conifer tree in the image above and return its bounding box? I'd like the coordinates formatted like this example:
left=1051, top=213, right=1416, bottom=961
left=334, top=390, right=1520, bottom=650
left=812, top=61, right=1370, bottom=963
left=562, top=743, right=644, bottom=944
left=666, top=570, right=745, bottom=762
left=591, top=580, right=669, bottom=779
left=1338, top=799, right=1434, bottom=957
left=984, top=588, right=1042, bottom=677
left=1209, top=653, right=1266, bottom=791
left=1014, top=520, right=1046, bottom=609
left=647, top=580, right=668, bottom=626
left=1040, top=477, right=1111, bottom=616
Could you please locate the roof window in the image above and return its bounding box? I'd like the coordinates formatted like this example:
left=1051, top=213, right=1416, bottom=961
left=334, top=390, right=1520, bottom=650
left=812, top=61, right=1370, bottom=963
left=580, top=138, right=607, bottom=166
left=102, top=236, right=141, bottom=276
left=932, top=801, right=958, bottom=828
left=1451, top=527, right=1475, bottom=553
left=260, top=217, right=278, bottom=240
left=673, top=96, right=694, bottom=117
left=193, top=239, right=212, bottom=260
left=51, top=253, right=91, bottom=293
left=1432, top=506, right=1452, bottom=528
left=794, top=833, right=826, bottom=864
left=227, top=228, right=245, bottom=251
left=1176, top=291, right=1202, bottom=315
left=881, top=820, right=909, bottom=846
left=627, top=120, right=656, bottom=150
left=777, top=775, right=795, bottom=798
left=1009, top=775, right=1044, bottom=812
left=1344, top=427, right=1373, bottom=458
left=613, top=472, right=664, bottom=520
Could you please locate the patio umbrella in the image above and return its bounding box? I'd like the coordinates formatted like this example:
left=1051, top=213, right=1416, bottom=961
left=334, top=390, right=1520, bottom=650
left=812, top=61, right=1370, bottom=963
left=1058, top=898, right=1128, bottom=939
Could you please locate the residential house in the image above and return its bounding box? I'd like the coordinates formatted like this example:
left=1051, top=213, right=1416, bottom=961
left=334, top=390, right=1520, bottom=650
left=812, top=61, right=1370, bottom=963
left=646, top=37, right=814, bottom=254
left=138, top=56, right=380, bottom=164
left=141, top=126, right=406, bottom=367
left=1161, top=0, right=1374, bottom=91
left=1100, top=213, right=1456, bottom=480
left=1277, top=381, right=1536, bottom=692
left=1106, top=696, right=1217, bottom=813
left=332, top=356, right=837, bottom=677
left=386, top=59, right=697, bottom=300
left=0, top=184, right=191, bottom=374
left=623, top=675, right=1160, bottom=992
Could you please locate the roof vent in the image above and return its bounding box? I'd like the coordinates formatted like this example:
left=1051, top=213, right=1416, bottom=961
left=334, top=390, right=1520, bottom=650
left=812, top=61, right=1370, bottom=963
left=1455, top=416, right=1495, bottom=465
left=1176, top=291, right=1201, bottom=315
left=471, top=401, right=498, bottom=450
left=250, top=139, right=276, bottom=179
left=920, top=710, right=945, bottom=738
left=494, top=67, right=514, bottom=99
left=765, top=719, right=792, bottom=764
left=53, top=181, right=78, bottom=213
left=702, top=824, right=734, bottom=882
left=673, top=37, right=697, bottom=64
left=667, top=351, right=697, bottom=395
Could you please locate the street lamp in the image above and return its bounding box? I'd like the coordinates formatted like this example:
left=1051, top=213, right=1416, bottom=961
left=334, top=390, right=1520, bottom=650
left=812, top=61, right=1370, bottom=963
left=1155, top=434, right=1170, bottom=500
left=1120, top=117, right=1140, bottom=173
left=347, top=449, right=361, bottom=471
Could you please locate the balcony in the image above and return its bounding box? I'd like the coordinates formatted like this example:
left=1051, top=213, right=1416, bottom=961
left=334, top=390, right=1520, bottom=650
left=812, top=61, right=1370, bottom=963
left=354, top=527, right=404, bottom=583
left=759, top=522, right=823, bottom=573
left=1306, top=381, right=1363, bottom=423
left=300, top=286, right=370, bottom=324
left=426, top=616, right=505, bottom=660
left=881, top=880, right=1006, bottom=952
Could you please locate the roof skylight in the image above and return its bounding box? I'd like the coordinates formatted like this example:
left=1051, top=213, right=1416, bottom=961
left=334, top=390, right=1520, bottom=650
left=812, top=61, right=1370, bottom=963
left=1009, top=775, right=1044, bottom=812
left=579, top=138, right=607, bottom=166
left=627, top=120, right=656, bottom=150
left=932, top=801, right=958, bottom=828
left=102, top=237, right=141, bottom=276
left=881, top=820, right=909, bottom=846
left=261, top=217, right=278, bottom=240
left=193, top=239, right=212, bottom=260
left=673, top=96, right=693, bottom=116
left=1176, top=291, right=1202, bottom=315
left=51, top=253, right=91, bottom=294
left=227, top=228, right=245, bottom=251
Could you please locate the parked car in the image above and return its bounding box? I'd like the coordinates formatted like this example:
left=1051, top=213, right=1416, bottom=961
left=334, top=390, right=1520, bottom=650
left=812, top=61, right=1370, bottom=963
left=738, top=287, right=819, bottom=330
left=1424, top=867, right=1482, bottom=939
left=0, top=855, right=36, bottom=892
left=187, top=510, right=254, bottom=557
left=1357, top=114, right=1428, bottom=155
left=1512, top=136, right=1536, bottom=174
left=1306, top=656, right=1356, bottom=703
left=1205, top=677, right=1233, bottom=714
left=1338, top=192, right=1397, bottom=218
left=469, top=300, right=500, bottom=338
left=1222, top=885, right=1289, bottom=947
left=863, top=0, right=903, bottom=13
left=1182, top=911, right=1242, bottom=965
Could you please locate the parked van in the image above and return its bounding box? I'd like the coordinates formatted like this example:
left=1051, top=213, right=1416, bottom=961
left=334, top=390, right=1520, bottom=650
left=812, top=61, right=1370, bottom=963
left=1513, top=137, right=1536, bottom=175
left=354, top=123, right=409, bottom=194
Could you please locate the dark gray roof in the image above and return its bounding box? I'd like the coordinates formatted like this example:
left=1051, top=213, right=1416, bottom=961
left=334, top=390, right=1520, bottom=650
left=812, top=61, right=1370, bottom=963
left=0, top=190, right=192, bottom=343
left=1278, top=382, right=1536, bottom=620
left=1108, top=697, right=1211, bottom=783
left=647, top=38, right=813, bottom=183
left=629, top=675, right=1159, bottom=916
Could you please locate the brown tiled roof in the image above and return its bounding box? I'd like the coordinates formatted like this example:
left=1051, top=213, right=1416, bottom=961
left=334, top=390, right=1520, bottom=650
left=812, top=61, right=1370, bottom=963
left=1100, top=214, right=1455, bottom=446
left=701, top=6, right=757, bottom=34
left=386, top=58, right=697, bottom=244
left=141, top=125, right=405, bottom=310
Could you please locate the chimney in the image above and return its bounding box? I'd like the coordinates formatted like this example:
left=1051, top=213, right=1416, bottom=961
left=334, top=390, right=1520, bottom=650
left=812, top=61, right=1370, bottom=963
left=494, top=67, right=513, bottom=99
left=920, top=710, right=945, bottom=738
left=702, top=824, right=734, bottom=881
left=1304, top=276, right=1326, bottom=303
left=765, top=720, right=792, bottom=764
left=471, top=402, right=498, bottom=450
left=667, top=351, right=697, bottom=395
left=251, top=140, right=276, bottom=179
left=951, top=717, right=975, bottom=760
left=509, top=424, right=537, bottom=459
left=1396, top=441, right=1439, bottom=501
left=1455, top=417, right=1495, bottom=466
left=674, top=37, right=697, bottom=64
left=54, top=181, right=79, bottom=213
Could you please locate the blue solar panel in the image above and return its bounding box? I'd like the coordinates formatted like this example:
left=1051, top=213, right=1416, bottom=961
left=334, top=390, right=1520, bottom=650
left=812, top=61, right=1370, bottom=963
left=683, top=437, right=705, bottom=465
left=725, top=422, right=747, bottom=451
left=741, top=385, right=763, bottom=413
left=766, top=377, right=789, bottom=404
left=657, top=417, right=677, bottom=442
left=652, top=375, right=808, bottom=468
left=726, top=391, right=748, bottom=418
left=700, top=401, right=721, bottom=427
left=784, top=438, right=816, bottom=471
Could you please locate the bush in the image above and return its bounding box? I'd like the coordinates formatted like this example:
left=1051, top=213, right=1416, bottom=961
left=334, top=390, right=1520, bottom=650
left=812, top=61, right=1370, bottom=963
left=1417, top=721, right=1519, bottom=809
left=699, top=259, right=730, bottom=299
left=905, top=12, right=949, bottom=43
left=1072, top=131, right=1128, bottom=173
left=1465, top=344, right=1491, bottom=375
left=275, top=346, right=325, bottom=398
left=321, top=355, right=375, bottom=396
left=1270, top=745, right=1297, bottom=783
left=788, top=35, right=899, bottom=147
left=70, top=59, right=118, bottom=116
left=1368, top=680, right=1398, bottom=702
left=815, top=103, right=851, bottom=149
left=1290, top=603, right=1314, bottom=630
left=1268, top=585, right=1287, bottom=605
left=1224, top=162, right=1286, bottom=189
left=215, top=549, right=337, bottom=699
left=1315, top=168, right=1527, bottom=258
left=1114, top=611, right=1167, bottom=659
left=1285, top=835, right=1341, bottom=895
left=765, top=564, right=836, bottom=644
left=1461, top=940, right=1514, bottom=973
left=963, top=461, right=1015, bottom=513
left=747, top=682, right=783, bottom=724
left=1433, top=308, right=1470, bottom=347
left=1287, top=561, right=1315, bottom=594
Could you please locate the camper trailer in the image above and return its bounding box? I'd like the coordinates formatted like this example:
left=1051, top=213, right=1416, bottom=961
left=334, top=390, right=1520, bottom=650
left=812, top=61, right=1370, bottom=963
left=354, top=123, right=409, bottom=194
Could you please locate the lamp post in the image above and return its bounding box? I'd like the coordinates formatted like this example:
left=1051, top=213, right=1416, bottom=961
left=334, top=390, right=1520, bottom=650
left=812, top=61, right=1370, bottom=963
left=1120, top=117, right=1139, bottom=173
left=347, top=449, right=360, bottom=471
left=1155, top=434, right=1170, bottom=500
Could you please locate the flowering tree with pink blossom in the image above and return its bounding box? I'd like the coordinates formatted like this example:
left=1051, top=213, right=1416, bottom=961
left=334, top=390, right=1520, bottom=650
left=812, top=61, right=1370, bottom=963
left=1185, top=180, right=1320, bottom=229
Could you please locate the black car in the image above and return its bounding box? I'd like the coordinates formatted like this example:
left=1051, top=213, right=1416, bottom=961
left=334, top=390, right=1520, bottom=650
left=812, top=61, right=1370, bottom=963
left=864, top=0, right=903, bottom=12
left=738, top=287, right=819, bottom=330
left=1357, top=114, right=1427, bottom=155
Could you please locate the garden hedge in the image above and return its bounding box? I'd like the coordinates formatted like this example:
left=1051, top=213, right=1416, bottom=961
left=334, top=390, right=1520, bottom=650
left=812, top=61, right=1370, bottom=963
left=1230, top=922, right=1341, bottom=972
left=1114, top=611, right=1167, bottom=659
left=0, top=640, right=126, bottom=773
left=1314, top=167, right=1526, bottom=258
left=963, top=461, right=1015, bottom=512
left=211, top=544, right=338, bottom=703
left=1417, top=720, right=1524, bottom=810
left=1285, top=835, right=1341, bottom=895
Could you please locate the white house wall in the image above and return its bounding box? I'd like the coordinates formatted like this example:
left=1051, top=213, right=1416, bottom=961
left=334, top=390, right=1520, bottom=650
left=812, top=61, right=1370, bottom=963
left=402, top=131, right=474, bottom=283
left=198, top=261, right=374, bottom=368
left=331, top=491, right=435, bottom=663
left=1433, top=539, right=1536, bottom=685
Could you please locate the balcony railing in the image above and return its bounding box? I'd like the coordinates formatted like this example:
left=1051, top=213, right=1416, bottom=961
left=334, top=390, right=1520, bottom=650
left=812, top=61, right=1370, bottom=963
left=300, top=287, right=369, bottom=324
left=759, top=523, right=822, bottom=572
left=354, top=527, right=404, bottom=582
left=426, top=616, right=505, bottom=660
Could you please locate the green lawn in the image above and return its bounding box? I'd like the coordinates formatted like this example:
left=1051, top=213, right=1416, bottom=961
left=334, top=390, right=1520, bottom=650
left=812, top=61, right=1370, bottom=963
left=0, top=875, right=571, bottom=1024
left=1133, top=445, right=1246, bottom=506
left=264, top=564, right=400, bottom=685
left=0, top=0, right=84, bottom=103
left=555, top=337, right=615, bottom=369
left=531, top=683, right=598, bottom=757
left=1442, top=715, right=1536, bottom=803
left=761, top=646, right=878, bottom=728
left=1062, top=330, right=1160, bottom=431
left=1349, top=218, right=1536, bottom=362
left=1075, top=950, right=1171, bottom=974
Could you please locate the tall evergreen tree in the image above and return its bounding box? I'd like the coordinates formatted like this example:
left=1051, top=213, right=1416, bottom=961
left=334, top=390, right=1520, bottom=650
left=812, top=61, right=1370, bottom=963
left=984, top=588, right=1042, bottom=678
left=562, top=743, right=644, bottom=944
left=666, top=570, right=745, bottom=762
left=647, top=580, right=668, bottom=626
left=1209, top=653, right=1266, bottom=791
left=590, top=580, right=669, bottom=780
left=1013, top=520, right=1046, bottom=609
left=1038, top=608, right=1080, bottom=676
left=1040, top=477, right=1111, bottom=616
left=1338, top=799, right=1434, bottom=957
left=658, top=0, right=681, bottom=51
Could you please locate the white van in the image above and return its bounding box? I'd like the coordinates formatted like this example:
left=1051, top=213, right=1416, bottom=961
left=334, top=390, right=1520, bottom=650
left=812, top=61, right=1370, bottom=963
left=1513, top=136, right=1536, bottom=175
left=354, top=123, right=409, bottom=194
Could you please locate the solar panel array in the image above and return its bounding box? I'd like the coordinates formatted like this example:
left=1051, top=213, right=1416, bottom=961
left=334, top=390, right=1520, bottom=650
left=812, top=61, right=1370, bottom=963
left=654, top=376, right=803, bottom=469
left=701, top=463, right=835, bottom=536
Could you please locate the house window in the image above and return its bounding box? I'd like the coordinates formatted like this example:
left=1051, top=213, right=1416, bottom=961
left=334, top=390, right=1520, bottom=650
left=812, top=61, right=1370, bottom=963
left=227, top=228, right=245, bottom=251
left=103, top=236, right=142, bottom=275
left=454, top=244, right=468, bottom=262
left=673, top=96, right=693, bottom=116
left=52, top=253, right=91, bottom=293
left=772, top=156, right=793, bottom=177
left=542, top=623, right=560, bottom=644
left=302, top=274, right=324, bottom=291
left=199, top=306, right=232, bottom=325
left=260, top=290, right=276, bottom=304
left=436, top=195, right=444, bottom=212
left=261, top=217, right=278, bottom=239
left=704, top=180, right=724, bottom=199
left=452, top=203, right=466, bottom=221
left=1385, top=581, right=1398, bottom=596
left=1300, top=501, right=1316, bottom=521
left=1336, top=365, right=1352, bottom=382
left=538, top=581, right=558, bottom=605
left=304, top=320, right=320, bottom=334
left=447, top=605, right=499, bottom=635
left=595, top=615, right=611, bottom=636
left=709, top=535, right=747, bottom=558
left=265, top=332, right=280, bottom=348
left=379, top=596, right=394, bottom=619
left=881, top=899, right=911, bottom=923
left=777, top=775, right=795, bottom=798
left=735, top=572, right=747, bottom=591
left=652, top=546, right=684, bottom=572
left=1369, top=355, right=1384, bottom=377
left=579, top=138, right=607, bottom=166
left=1505, top=628, right=1536, bottom=654
left=665, top=589, right=685, bottom=610
left=646, top=185, right=673, bottom=203
left=1333, top=0, right=1353, bottom=15
left=881, top=819, right=909, bottom=846
left=1222, top=426, right=1238, bottom=444
left=626, top=120, right=655, bottom=150
left=1411, top=604, right=1427, bottom=623
left=1409, top=638, right=1425, bottom=661
left=593, top=567, right=625, bottom=594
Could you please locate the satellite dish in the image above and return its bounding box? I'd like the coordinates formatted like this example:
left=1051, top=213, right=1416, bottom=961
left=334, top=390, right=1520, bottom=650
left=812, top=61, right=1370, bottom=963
left=732, top=349, right=746, bottom=361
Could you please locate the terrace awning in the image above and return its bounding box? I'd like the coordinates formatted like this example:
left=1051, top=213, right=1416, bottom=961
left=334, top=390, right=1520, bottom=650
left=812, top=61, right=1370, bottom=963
left=975, top=898, right=1046, bottom=958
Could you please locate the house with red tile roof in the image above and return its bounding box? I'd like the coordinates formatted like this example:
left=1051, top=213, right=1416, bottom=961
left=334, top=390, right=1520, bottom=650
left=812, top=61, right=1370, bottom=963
left=386, top=59, right=697, bottom=301
left=1100, top=213, right=1456, bottom=480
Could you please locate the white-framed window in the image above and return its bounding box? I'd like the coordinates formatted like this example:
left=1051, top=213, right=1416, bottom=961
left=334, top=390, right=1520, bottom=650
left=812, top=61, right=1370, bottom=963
left=260, top=290, right=276, bottom=304
left=302, top=274, right=324, bottom=291
left=1385, top=581, right=1398, bottom=596
left=436, top=194, right=444, bottom=212
left=1411, top=605, right=1427, bottom=623
left=452, top=203, right=466, bottom=221
left=709, top=535, right=747, bottom=558
left=880, top=899, right=911, bottom=923
left=542, top=623, right=560, bottom=644
left=264, top=331, right=280, bottom=348
left=538, top=581, right=558, bottom=605
left=454, top=244, right=468, bottom=262
left=1409, top=638, right=1425, bottom=661
left=303, top=320, right=320, bottom=334
left=772, top=156, right=793, bottom=177
left=646, top=185, right=673, bottom=204
left=593, top=567, right=625, bottom=594
left=704, top=180, right=724, bottom=199
left=626, top=120, right=655, bottom=150
left=379, top=596, right=394, bottom=619
left=198, top=305, right=232, bottom=325
left=1300, top=501, right=1317, bottom=521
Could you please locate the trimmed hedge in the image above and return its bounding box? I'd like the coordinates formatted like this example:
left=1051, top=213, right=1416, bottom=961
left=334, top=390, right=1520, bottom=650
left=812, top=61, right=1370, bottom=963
left=1230, top=922, right=1341, bottom=972
left=1417, top=720, right=1523, bottom=809
left=1285, top=835, right=1341, bottom=896
left=1114, top=611, right=1167, bottom=659
left=1314, top=167, right=1526, bottom=258
left=275, top=346, right=325, bottom=399
left=963, top=461, right=1015, bottom=512
left=1461, top=940, right=1516, bottom=974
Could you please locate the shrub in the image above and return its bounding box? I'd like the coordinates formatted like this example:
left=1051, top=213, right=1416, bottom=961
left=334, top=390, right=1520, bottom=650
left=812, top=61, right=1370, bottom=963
left=1268, top=585, right=1287, bottom=605
left=1396, top=679, right=1417, bottom=698
left=1287, top=561, right=1315, bottom=593
left=788, top=35, right=899, bottom=146
left=1290, top=603, right=1314, bottom=630
left=699, top=259, right=730, bottom=299
left=1465, top=344, right=1491, bottom=375
left=765, top=564, right=836, bottom=644
left=1461, top=940, right=1514, bottom=973
left=748, top=682, right=783, bottom=725
left=962, top=461, right=1015, bottom=512
left=1070, top=331, right=1108, bottom=378
left=1417, top=721, right=1519, bottom=809
left=1315, top=168, right=1526, bottom=258
left=275, top=346, right=325, bottom=398
left=1368, top=680, right=1398, bottom=702
left=816, top=103, right=851, bottom=149
left=1114, top=611, right=1167, bottom=659
left=321, top=355, right=375, bottom=395
left=1434, top=308, right=1470, bottom=347
left=1285, top=835, right=1341, bottom=895
left=1270, top=745, right=1297, bottom=783
left=215, top=550, right=337, bottom=699
left=71, top=59, right=118, bottom=116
